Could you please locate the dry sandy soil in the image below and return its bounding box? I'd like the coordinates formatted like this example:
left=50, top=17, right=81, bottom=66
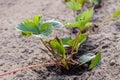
left=0, top=0, right=120, bottom=80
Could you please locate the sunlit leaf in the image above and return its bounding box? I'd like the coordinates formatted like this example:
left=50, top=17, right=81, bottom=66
left=89, top=52, right=101, bottom=69
left=112, top=8, right=120, bottom=18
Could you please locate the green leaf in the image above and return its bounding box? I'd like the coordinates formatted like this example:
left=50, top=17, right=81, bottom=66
left=76, top=8, right=93, bottom=22
left=21, top=31, right=32, bottom=37
left=89, top=52, right=101, bottom=69
left=38, top=22, right=52, bottom=37
left=44, top=20, right=64, bottom=29
left=33, top=15, right=42, bottom=26
left=78, top=0, right=89, bottom=6
left=17, top=18, right=40, bottom=35
left=66, top=8, right=93, bottom=31
left=112, top=8, right=120, bottom=18
left=66, top=0, right=81, bottom=11
left=17, top=15, right=42, bottom=35
left=17, top=15, right=63, bottom=38
left=79, top=53, right=96, bottom=65
left=85, top=22, right=93, bottom=29
left=91, top=0, right=101, bottom=4
left=49, top=37, right=66, bottom=59
left=75, top=34, right=88, bottom=51
left=60, top=37, right=73, bottom=47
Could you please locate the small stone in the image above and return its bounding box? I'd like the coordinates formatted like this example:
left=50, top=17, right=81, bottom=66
left=102, top=45, right=109, bottom=49
left=22, top=49, right=29, bottom=53
left=16, top=74, right=24, bottom=77
left=110, top=59, right=115, bottom=66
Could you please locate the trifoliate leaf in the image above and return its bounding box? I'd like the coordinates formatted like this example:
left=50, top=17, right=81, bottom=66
left=17, top=15, right=63, bottom=38
left=66, top=8, right=93, bottom=31
left=89, top=52, right=101, bottom=69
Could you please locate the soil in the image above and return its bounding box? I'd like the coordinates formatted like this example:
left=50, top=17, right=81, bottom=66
left=0, top=0, right=120, bottom=80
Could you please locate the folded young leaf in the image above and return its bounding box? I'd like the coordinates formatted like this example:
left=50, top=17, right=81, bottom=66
left=49, top=37, right=66, bottom=59
left=89, top=52, right=101, bottom=69
left=75, top=34, right=88, bottom=51
left=60, top=37, right=73, bottom=47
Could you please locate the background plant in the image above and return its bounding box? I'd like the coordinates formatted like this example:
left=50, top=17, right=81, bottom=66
left=65, top=0, right=101, bottom=12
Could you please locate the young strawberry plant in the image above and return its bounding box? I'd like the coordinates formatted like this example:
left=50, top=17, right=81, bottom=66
left=16, top=8, right=101, bottom=72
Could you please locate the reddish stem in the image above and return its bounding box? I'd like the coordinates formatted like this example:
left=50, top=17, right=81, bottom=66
left=67, top=31, right=81, bottom=60
left=0, top=62, right=56, bottom=77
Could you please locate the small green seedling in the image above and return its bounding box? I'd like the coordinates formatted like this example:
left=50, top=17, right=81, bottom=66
left=66, top=0, right=89, bottom=11
left=65, top=0, right=101, bottom=12
left=17, top=8, right=101, bottom=70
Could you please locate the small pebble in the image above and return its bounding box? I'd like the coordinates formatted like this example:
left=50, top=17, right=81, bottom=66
left=110, top=59, right=115, bottom=66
